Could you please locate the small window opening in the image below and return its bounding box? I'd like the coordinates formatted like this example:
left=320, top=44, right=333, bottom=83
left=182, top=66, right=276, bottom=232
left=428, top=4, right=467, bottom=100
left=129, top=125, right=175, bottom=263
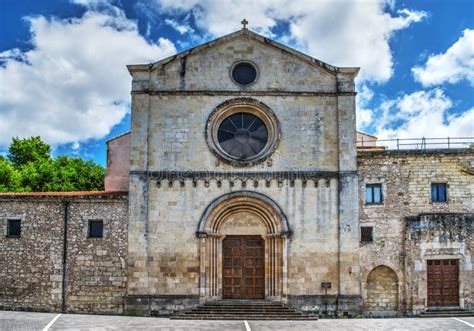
left=361, top=226, right=373, bottom=242
left=7, top=219, right=21, bottom=237
left=431, top=183, right=447, bottom=202
left=88, top=220, right=103, bottom=238
left=365, top=184, right=382, bottom=204
left=232, top=62, right=257, bottom=85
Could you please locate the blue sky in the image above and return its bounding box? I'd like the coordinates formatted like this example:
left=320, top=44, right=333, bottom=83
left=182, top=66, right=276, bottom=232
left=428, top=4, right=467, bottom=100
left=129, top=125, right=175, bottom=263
left=0, top=0, right=473, bottom=166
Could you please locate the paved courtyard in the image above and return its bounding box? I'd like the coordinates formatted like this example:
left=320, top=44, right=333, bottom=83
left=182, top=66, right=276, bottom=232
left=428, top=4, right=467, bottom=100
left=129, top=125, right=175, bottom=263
left=0, top=311, right=473, bottom=330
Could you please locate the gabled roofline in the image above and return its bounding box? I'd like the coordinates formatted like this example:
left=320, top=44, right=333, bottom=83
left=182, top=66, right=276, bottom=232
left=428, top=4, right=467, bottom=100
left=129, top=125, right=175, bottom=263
left=106, top=131, right=131, bottom=144
left=357, top=131, right=378, bottom=139
left=127, top=29, right=359, bottom=76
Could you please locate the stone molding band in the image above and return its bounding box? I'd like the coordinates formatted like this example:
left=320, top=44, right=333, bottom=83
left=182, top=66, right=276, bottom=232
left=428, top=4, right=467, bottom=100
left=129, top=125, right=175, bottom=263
left=131, top=89, right=357, bottom=97
left=129, top=170, right=356, bottom=187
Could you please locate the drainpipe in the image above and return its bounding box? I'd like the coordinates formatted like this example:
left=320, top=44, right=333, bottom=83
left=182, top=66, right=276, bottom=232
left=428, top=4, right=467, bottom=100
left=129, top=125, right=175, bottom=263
left=61, top=201, right=69, bottom=313
left=335, top=76, right=341, bottom=315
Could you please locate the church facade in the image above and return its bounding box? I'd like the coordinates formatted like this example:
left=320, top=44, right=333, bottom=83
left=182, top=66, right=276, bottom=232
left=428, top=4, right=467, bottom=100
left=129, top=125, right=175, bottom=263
left=0, top=29, right=472, bottom=318
left=125, top=28, right=361, bottom=315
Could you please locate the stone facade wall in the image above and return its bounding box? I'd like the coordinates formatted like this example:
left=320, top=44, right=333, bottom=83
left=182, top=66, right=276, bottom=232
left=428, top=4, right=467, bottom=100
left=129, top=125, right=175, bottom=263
left=0, top=194, right=128, bottom=314
left=65, top=199, right=128, bottom=313
left=128, top=32, right=357, bottom=173
left=358, top=149, right=474, bottom=315
left=0, top=201, right=64, bottom=312
left=126, top=177, right=346, bottom=315
left=127, top=30, right=360, bottom=315
left=141, top=94, right=340, bottom=171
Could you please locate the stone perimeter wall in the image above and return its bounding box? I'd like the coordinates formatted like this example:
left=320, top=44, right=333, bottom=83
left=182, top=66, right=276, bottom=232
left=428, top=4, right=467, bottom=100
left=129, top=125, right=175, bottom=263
left=0, top=195, right=128, bottom=314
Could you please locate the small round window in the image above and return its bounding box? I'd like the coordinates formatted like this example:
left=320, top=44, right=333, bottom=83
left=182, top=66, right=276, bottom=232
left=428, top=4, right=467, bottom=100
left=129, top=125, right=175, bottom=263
left=232, top=62, right=257, bottom=85
left=217, top=112, right=268, bottom=159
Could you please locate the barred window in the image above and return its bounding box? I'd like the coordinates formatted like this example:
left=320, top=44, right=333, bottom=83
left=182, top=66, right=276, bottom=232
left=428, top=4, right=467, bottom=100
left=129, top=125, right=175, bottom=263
left=365, top=184, right=382, bottom=204
left=88, top=220, right=103, bottom=238
left=361, top=226, right=373, bottom=243
left=7, top=219, right=21, bottom=237
left=431, top=183, right=447, bottom=202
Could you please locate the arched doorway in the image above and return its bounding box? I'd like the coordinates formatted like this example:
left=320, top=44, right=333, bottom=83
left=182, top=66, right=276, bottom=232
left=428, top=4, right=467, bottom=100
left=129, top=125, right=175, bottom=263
left=366, top=265, right=399, bottom=317
left=197, top=191, right=290, bottom=301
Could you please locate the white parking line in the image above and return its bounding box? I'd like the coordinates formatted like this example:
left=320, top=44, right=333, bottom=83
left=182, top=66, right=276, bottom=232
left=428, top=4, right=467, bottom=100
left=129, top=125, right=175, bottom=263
left=244, top=320, right=251, bottom=331
left=452, top=317, right=474, bottom=328
left=42, top=313, right=62, bottom=331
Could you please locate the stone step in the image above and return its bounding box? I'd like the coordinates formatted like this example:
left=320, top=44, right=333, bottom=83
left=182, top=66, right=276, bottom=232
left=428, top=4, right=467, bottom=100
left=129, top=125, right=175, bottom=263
left=202, top=303, right=287, bottom=307
left=195, top=307, right=295, bottom=311
left=191, top=310, right=298, bottom=314
left=171, top=315, right=319, bottom=320
left=200, top=304, right=288, bottom=308
left=419, top=311, right=474, bottom=318
left=202, top=304, right=289, bottom=308
left=186, top=311, right=304, bottom=315
left=171, top=300, right=318, bottom=321
left=204, top=302, right=283, bottom=304
left=190, top=310, right=298, bottom=314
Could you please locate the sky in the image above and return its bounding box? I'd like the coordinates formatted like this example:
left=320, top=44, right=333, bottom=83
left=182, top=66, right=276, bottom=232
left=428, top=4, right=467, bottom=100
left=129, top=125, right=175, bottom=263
left=0, top=0, right=473, bottom=166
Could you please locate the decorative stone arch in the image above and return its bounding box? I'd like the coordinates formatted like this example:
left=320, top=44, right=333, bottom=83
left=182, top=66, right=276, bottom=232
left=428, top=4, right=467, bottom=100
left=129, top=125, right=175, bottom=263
left=364, top=265, right=400, bottom=317
left=197, top=191, right=290, bottom=301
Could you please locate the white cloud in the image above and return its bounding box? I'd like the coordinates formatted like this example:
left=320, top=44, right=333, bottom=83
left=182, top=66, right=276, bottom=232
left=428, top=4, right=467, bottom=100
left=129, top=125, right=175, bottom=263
left=165, top=18, right=194, bottom=34
left=0, top=49, right=27, bottom=62
left=412, top=29, right=474, bottom=87
left=155, top=0, right=426, bottom=82
left=0, top=7, right=176, bottom=146
left=375, top=89, right=474, bottom=142
left=356, top=85, right=374, bottom=129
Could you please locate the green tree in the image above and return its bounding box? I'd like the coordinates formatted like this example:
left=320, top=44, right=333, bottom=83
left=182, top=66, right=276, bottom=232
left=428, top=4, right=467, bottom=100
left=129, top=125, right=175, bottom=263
left=2, top=136, right=105, bottom=192
left=0, top=158, right=21, bottom=192
left=17, top=159, right=57, bottom=192
left=52, top=156, right=105, bottom=191
left=8, top=136, right=51, bottom=166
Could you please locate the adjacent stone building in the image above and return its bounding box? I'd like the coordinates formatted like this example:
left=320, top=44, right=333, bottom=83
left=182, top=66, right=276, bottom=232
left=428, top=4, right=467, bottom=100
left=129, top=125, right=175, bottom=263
left=358, top=149, right=473, bottom=316
left=0, top=192, right=128, bottom=314
left=0, top=28, right=472, bottom=317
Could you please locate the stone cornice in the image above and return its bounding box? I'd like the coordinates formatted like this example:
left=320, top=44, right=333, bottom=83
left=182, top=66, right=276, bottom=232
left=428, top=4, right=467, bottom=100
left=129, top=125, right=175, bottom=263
left=131, top=90, right=356, bottom=97
left=0, top=195, right=128, bottom=203
left=129, top=170, right=355, bottom=188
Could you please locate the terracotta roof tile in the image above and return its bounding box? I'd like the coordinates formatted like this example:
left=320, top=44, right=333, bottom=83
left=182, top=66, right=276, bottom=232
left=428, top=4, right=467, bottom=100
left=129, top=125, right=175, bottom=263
left=0, top=191, right=128, bottom=197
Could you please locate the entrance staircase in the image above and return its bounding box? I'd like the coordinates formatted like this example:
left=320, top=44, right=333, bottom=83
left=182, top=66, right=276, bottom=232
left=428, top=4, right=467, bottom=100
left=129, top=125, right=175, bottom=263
left=171, top=300, right=319, bottom=320
left=419, top=308, right=474, bottom=318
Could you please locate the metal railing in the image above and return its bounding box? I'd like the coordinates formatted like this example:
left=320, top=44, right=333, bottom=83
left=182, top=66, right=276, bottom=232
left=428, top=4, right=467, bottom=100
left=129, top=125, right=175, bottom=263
left=357, top=137, right=474, bottom=150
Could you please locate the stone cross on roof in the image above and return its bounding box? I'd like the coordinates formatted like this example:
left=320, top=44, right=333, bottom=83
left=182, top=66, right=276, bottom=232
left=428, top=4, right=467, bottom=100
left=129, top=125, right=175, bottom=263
left=241, top=18, right=248, bottom=30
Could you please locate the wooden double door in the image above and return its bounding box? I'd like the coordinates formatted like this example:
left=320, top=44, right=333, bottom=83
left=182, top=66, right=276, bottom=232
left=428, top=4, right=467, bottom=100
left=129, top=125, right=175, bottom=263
left=223, top=235, right=265, bottom=299
left=427, top=259, right=459, bottom=307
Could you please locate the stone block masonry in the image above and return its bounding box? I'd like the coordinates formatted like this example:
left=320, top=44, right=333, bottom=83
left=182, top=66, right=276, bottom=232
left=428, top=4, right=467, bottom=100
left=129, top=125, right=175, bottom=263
left=0, top=192, right=128, bottom=314
left=358, top=149, right=473, bottom=315
left=126, top=29, right=361, bottom=316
